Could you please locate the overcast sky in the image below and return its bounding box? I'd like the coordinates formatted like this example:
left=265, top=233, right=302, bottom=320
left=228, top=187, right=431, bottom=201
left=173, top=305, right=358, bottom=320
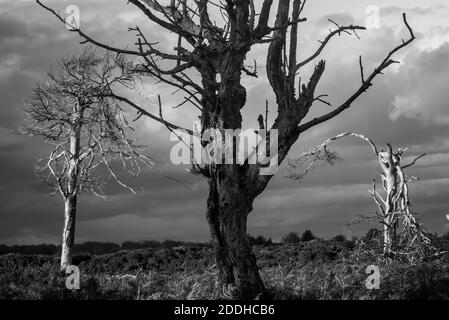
left=1, top=0, right=449, bottom=245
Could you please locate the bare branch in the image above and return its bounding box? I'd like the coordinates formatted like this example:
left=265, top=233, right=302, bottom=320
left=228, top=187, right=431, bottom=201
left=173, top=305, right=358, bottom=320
left=288, top=132, right=378, bottom=179
left=21, top=48, right=157, bottom=198
left=403, top=153, right=426, bottom=169
left=296, top=22, right=366, bottom=69
left=36, top=0, right=150, bottom=57
left=104, top=93, right=194, bottom=136
left=298, top=14, right=415, bottom=133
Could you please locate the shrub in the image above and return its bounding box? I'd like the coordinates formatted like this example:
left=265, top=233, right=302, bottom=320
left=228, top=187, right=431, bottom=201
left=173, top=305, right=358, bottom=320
left=332, top=235, right=346, bottom=242
left=248, top=235, right=273, bottom=247
left=301, top=230, right=315, bottom=242
left=281, top=232, right=301, bottom=244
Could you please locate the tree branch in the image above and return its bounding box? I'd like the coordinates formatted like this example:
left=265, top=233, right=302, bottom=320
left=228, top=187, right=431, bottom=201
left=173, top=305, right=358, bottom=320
left=36, top=0, right=152, bottom=57
left=298, top=14, right=415, bottom=133
left=296, top=22, right=366, bottom=69
left=104, top=93, right=194, bottom=136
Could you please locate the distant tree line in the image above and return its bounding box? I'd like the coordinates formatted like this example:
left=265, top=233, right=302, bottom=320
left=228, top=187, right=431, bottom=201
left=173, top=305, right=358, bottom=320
left=281, top=230, right=317, bottom=244
left=0, top=233, right=278, bottom=255
left=0, top=230, right=317, bottom=255
left=0, top=240, right=211, bottom=256
left=2, top=230, right=446, bottom=256
left=247, top=235, right=274, bottom=247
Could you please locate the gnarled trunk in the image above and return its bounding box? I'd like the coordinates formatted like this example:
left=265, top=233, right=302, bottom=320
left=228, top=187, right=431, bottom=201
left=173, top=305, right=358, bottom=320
left=383, top=209, right=398, bottom=256
left=61, top=194, right=77, bottom=271
left=206, top=165, right=265, bottom=299
left=380, top=146, right=399, bottom=256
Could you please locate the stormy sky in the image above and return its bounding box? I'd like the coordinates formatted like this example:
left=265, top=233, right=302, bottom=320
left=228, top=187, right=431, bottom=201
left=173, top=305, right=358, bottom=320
left=0, top=0, right=449, bottom=245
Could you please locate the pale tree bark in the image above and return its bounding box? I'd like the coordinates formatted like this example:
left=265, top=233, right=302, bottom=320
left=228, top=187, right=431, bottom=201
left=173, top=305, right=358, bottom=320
left=38, top=0, right=416, bottom=298
left=61, top=194, right=77, bottom=271
left=378, top=145, right=399, bottom=256
left=291, top=133, right=433, bottom=258
left=60, top=111, right=81, bottom=271
left=374, top=144, right=430, bottom=257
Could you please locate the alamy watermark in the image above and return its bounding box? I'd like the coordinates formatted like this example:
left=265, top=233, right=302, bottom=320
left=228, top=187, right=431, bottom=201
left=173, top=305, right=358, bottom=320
left=65, top=5, right=80, bottom=30
left=365, top=5, right=380, bottom=30
left=169, top=122, right=279, bottom=175
left=365, top=265, right=380, bottom=290
left=65, top=265, right=80, bottom=290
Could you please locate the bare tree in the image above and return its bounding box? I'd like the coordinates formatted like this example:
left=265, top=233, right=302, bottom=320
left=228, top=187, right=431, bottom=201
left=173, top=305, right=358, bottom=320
left=20, top=48, right=155, bottom=271
left=291, top=132, right=433, bottom=258
left=38, top=0, right=415, bottom=298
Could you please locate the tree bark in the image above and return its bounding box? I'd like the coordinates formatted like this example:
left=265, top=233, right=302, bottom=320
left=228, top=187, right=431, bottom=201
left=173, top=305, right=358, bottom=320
left=60, top=115, right=81, bottom=271
left=206, top=165, right=265, bottom=299
left=379, top=146, right=399, bottom=256
left=61, top=194, right=77, bottom=271
left=196, top=22, right=267, bottom=298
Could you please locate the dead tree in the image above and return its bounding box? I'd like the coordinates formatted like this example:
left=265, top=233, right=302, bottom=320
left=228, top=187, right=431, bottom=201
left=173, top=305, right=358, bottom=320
left=20, top=48, right=154, bottom=271
left=291, top=132, right=433, bottom=257
left=372, top=144, right=433, bottom=258
left=38, top=0, right=415, bottom=298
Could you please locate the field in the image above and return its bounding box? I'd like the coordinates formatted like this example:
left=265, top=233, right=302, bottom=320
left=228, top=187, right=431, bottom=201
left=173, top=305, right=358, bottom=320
left=1, top=233, right=449, bottom=300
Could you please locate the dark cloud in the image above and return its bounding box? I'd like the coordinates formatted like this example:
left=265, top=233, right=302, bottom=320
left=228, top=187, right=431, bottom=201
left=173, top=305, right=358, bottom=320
left=388, top=43, right=449, bottom=125
left=0, top=14, right=30, bottom=41
left=0, top=0, right=448, bottom=244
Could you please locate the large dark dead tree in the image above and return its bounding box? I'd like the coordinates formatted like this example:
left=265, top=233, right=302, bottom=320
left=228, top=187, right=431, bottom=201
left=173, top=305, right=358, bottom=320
left=20, top=48, right=154, bottom=271
left=38, top=0, right=415, bottom=298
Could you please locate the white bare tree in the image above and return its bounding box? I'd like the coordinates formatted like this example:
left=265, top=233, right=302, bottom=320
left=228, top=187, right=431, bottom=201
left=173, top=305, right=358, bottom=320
left=20, top=48, right=155, bottom=270
left=291, top=132, right=434, bottom=258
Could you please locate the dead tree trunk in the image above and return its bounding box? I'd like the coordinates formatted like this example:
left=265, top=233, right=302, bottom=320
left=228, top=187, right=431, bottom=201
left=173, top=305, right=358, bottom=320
left=60, top=109, right=81, bottom=271
left=206, top=165, right=265, bottom=299
left=378, top=145, right=400, bottom=256
left=196, top=40, right=269, bottom=294
left=292, top=133, right=432, bottom=258
left=375, top=144, right=432, bottom=257
left=61, top=193, right=77, bottom=271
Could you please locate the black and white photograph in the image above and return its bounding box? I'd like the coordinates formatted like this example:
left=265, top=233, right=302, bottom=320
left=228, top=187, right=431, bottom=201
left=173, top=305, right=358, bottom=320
left=1, top=0, right=449, bottom=311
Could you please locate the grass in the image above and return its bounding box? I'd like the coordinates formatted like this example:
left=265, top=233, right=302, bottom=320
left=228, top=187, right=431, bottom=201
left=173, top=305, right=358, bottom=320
left=1, top=238, right=448, bottom=300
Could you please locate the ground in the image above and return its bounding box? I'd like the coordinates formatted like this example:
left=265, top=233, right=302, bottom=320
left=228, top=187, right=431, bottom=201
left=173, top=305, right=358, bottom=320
left=1, top=235, right=449, bottom=300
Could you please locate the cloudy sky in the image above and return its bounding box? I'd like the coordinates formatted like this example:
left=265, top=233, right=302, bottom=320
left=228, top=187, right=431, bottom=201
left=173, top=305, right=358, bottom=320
left=1, top=0, right=449, bottom=245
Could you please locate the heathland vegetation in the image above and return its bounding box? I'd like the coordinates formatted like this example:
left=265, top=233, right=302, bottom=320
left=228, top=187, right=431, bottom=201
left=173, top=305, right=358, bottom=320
left=2, top=230, right=449, bottom=300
